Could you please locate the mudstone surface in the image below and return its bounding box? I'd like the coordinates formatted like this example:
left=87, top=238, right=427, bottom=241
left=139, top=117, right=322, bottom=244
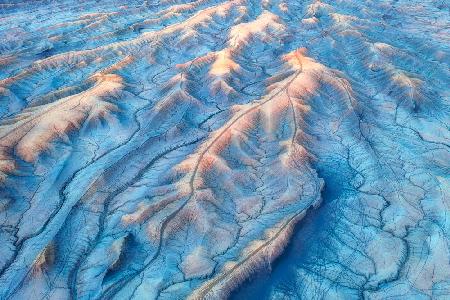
left=0, top=0, right=449, bottom=299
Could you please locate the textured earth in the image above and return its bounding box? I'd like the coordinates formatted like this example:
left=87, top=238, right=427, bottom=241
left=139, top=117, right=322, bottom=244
left=0, top=0, right=449, bottom=299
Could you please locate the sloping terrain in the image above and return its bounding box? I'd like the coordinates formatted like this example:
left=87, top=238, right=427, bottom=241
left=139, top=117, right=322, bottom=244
left=0, top=0, right=448, bottom=299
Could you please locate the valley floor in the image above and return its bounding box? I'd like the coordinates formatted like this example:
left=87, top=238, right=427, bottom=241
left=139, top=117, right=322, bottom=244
left=0, top=0, right=449, bottom=299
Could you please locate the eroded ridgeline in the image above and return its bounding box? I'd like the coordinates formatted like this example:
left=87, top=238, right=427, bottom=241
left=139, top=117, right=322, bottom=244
left=0, top=0, right=448, bottom=299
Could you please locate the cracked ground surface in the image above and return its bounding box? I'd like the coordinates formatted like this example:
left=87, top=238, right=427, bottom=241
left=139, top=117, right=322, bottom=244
left=0, top=0, right=449, bottom=299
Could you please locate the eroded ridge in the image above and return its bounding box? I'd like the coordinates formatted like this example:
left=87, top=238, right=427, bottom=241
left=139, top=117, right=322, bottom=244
left=0, top=0, right=448, bottom=299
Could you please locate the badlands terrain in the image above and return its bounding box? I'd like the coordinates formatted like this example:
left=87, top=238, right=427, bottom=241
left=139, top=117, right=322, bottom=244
left=0, top=0, right=449, bottom=299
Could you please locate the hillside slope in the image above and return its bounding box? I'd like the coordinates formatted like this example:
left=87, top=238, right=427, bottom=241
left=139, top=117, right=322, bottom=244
left=0, top=1, right=449, bottom=299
